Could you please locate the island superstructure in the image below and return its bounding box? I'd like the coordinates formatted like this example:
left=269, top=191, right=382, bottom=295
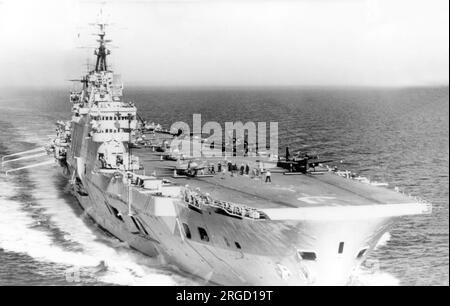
left=1, top=22, right=432, bottom=285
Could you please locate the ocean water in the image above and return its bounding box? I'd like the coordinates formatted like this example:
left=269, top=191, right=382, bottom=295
left=0, top=86, right=448, bottom=286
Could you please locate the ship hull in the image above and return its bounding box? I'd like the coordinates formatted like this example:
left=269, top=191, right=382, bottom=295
left=69, top=167, right=393, bottom=286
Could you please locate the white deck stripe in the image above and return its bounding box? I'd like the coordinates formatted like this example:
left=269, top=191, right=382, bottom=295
left=262, top=203, right=432, bottom=220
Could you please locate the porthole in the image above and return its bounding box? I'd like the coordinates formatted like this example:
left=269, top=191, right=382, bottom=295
left=182, top=223, right=192, bottom=239
left=298, top=251, right=317, bottom=261
left=356, top=248, right=368, bottom=259
left=338, top=242, right=345, bottom=254
left=198, top=227, right=209, bottom=242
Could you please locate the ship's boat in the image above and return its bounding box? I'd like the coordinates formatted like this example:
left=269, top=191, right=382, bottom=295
left=1, top=20, right=431, bottom=286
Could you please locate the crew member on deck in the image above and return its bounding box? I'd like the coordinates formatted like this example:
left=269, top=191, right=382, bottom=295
left=99, top=154, right=106, bottom=168
left=265, top=169, right=272, bottom=183
left=217, top=162, right=222, bottom=173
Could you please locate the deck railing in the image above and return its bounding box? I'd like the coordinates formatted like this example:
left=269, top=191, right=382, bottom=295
left=182, top=188, right=265, bottom=220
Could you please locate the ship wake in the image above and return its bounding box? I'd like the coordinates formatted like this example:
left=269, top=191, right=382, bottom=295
left=0, top=176, right=198, bottom=285
left=0, top=117, right=198, bottom=287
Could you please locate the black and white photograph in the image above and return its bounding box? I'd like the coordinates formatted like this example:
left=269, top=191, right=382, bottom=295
left=0, top=0, right=448, bottom=289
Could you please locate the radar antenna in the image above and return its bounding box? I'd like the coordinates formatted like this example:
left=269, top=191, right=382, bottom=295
left=92, top=9, right=111, bottom=72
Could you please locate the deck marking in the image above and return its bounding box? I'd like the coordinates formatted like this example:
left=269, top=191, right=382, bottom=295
left=307, top=174, right=385, bottom=204
left=193, top=177, right=299, bottom=208
left=297, top=196, right=337, bottom=204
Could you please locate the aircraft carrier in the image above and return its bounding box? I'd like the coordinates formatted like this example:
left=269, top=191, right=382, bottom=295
left=1, top=21, right=432, bottom=285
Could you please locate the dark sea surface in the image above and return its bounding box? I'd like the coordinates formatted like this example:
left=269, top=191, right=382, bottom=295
left=0, top=86, right=448, bottom=286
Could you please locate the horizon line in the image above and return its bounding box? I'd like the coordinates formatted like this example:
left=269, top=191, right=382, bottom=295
left=1, top=83, right=448, bottom=91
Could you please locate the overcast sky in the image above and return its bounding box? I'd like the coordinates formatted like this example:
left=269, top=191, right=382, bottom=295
left=0, top=0, right=448, bottom=87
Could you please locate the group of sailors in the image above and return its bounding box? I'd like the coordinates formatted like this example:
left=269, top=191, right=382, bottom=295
left=50, top=121, right=71, bottom=160
left=98, top=154, right=127, bottom=170
left=326, top=165, right=388, bottom=187
left=326, top=165, right=358, bottom=179
left=182, top=186, right=262, bottom=219
left=143, top=121, right=162, bottom=131
left=203, top=161, right=272, bottom=183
